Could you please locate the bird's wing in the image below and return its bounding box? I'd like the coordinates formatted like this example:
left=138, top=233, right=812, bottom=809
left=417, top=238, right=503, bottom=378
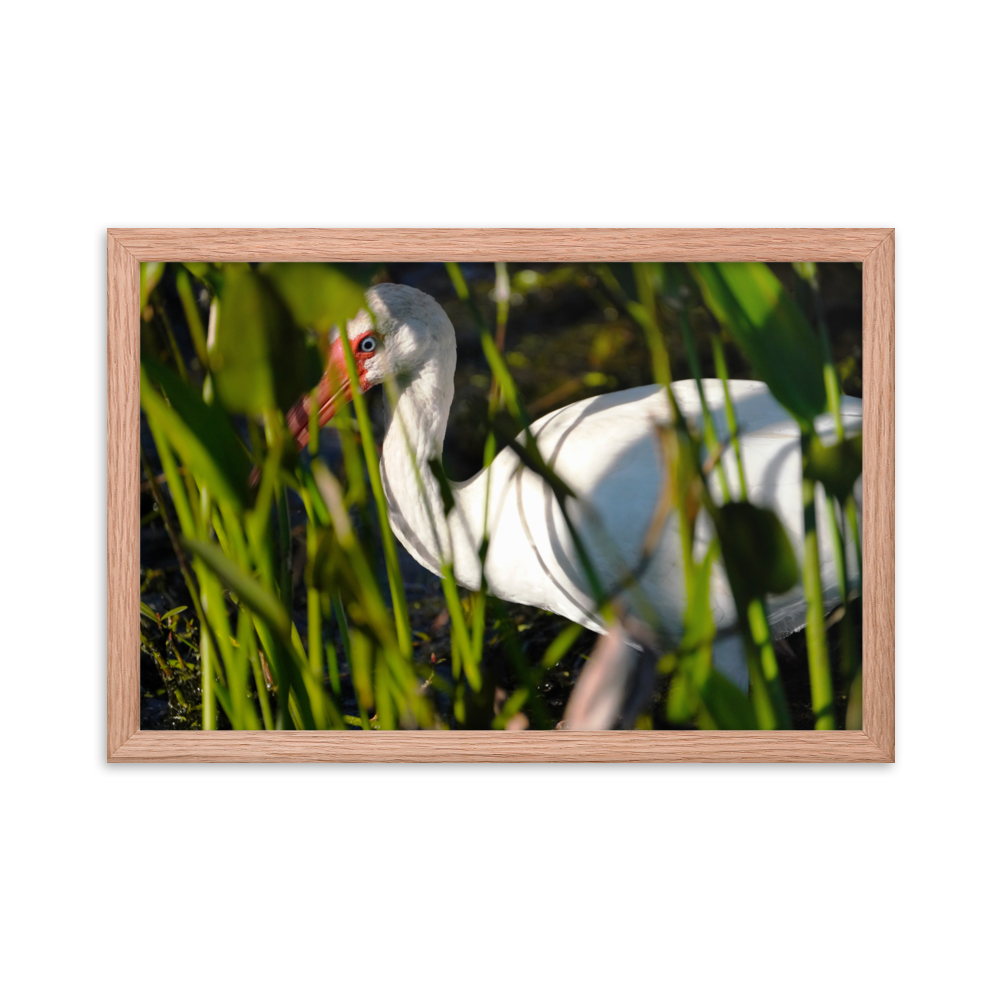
left=456, top=380, right=861, bottom=645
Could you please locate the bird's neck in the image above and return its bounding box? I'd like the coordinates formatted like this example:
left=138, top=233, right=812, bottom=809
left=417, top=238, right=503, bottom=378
left=380, top=345, right=474, bottom=578
left=383, top=356, right=453, bottom=467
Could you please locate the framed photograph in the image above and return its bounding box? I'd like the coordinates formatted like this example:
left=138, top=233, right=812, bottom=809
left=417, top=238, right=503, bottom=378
left=108, top=228, right=894, bottom=762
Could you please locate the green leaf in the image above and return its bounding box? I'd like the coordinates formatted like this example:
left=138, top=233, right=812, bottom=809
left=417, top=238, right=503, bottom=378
left=715, top=501, right=799, bottom=602
left=667, top=543, right=720, bottom=725
left=264, top=258, right=363, bottom=433
left=681, top=541, right=719, bottom=649
left=701, top=670, right=758, bottom=729
left=259, top=263, right=370, bottom=335
left=689, top=262, right=826, bottom=423
left=306, top=525, right=339, bottom=592
left=183, top=536, right=291, bottom=637
left=141, top=355, right=251, bottom=508
left=210, top=264, right=321, bottom=413
left=804, top=434, right=863, bottom=500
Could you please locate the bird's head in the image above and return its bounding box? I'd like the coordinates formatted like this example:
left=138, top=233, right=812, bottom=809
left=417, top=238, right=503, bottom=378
left=286, top=282, right=455, bottom=449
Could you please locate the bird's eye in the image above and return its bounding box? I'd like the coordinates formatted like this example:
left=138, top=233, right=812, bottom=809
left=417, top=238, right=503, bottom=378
left=358, top=336, right=377, bottom=354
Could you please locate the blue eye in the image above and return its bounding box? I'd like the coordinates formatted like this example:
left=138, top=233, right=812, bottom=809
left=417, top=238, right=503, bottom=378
left=359, top=336, right=377, bottom=353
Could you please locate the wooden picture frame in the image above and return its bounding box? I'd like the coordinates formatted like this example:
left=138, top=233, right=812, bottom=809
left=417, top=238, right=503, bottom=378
left=108, top=228, right=894, bottom=762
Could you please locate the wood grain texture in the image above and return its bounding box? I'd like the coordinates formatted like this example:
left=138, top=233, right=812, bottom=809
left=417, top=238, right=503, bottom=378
left=108, top=729, right=891, bottom=763
left=107, top=227, right=895, bottom=763
left=862, top=231, right=895, bottom=760
left=108, top=228, right=891, bottom=263
left=107, top=235, right=140, bottom=758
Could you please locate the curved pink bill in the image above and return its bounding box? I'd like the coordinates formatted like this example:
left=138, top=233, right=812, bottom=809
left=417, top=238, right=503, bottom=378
left=285, top=335, right=354, bottom=450
left=249, top=337, right=356, bottom=489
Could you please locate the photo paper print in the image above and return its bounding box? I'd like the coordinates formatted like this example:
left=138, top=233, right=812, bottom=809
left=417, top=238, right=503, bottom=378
left=138, top=260, right=863, bottom=733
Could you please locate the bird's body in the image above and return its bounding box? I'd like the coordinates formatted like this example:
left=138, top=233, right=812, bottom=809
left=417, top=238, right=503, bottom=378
left=295, top=282, right=861, bottom=702
left=383, top=371, right=860, bottom=680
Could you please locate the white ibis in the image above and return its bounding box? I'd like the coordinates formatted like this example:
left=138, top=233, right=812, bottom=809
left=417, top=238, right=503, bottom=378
left=288, top=283, right=861, bottom=727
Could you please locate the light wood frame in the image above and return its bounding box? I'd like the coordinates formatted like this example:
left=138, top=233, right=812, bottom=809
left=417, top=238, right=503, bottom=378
left=108, top=229, right=894, bottom=762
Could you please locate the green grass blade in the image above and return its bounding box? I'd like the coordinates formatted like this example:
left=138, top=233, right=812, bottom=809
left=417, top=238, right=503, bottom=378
left=801, top=460, right=835, bottom=729
left=335, top=324, right=411, bottom=651
left=183, top=536, right=291, bottom=637
left=246, top=621, right=274, bottom=730
left=541, top=622, right=584, bottom=670
left=746, top=597, right=790, bottom=729
left=140, top=360, right=251, bottom=509
left=230, top=611, right=261, bottom=730
left=677, top=311, right=730, bottom=502
left=441, top=568, right=480, bottom=691
left=140, top=261, right=165, bottom=310
left=846, top=493, right=862, bottom=596
left=689, top=262, right=826, bottom=425
left=632, top=263, right=673, bottom=387
left=200, top=613, right=216, bottom=730
left=210, top=263, right=322, bottom=415
left=710, top=334, right=749, bottom=500
left=173, top=265, right=209, bottom=367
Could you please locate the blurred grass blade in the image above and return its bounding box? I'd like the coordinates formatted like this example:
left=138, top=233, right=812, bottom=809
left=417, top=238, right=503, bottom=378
left=700, top=670, right=757, bottom=729
left=846, top=494, right=862, bottom=595
left=140, top=261, right=165, bottom=311
left=441, top=568, right=481, bottom=692
left=173, top=265, right=209, bottom=367
left=690, top=262, right=826, bottom=424
left=141, top=359, right=251, bottom=508
left=677, top=309, right=729, bottom=502
left=793, top=261, right=844, bottom=439
left=804, top=434, right=863, bottom=501
left=542, top=622, right=584, bottom=670
left=200, top=617, right=216, bottom=730
left=801, top=458, right=835, bottom=729
left=210, top=264, right=323, bottom=413
left=745, top=597, right=790, bottom=729
left=335, top=322, right=412, bottom=651
left=632, top=263, right=673, bottom=387
left=229, top=611, right=261, bottom=731
left=665, top=541, right=745, bottom=727
left=427, top=456, right=456, bottom=515
left=181, top=262, right=224, bottom=294
left=312, top=461, right=430, bottom=727
left=260, top=263, right=369, bottom=336
left=714, top=502, right=798, bottom=602
left=712, top=502, right=795, bottom=729
left=374, top=652, right=398, bottom=731
left=246, top=624, right=274, bottom=730
left=350, top=629, right=374, bottom=727
left=183, top=536, right=291, bottom=637
left=710, top=334, right=749, bottom=500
